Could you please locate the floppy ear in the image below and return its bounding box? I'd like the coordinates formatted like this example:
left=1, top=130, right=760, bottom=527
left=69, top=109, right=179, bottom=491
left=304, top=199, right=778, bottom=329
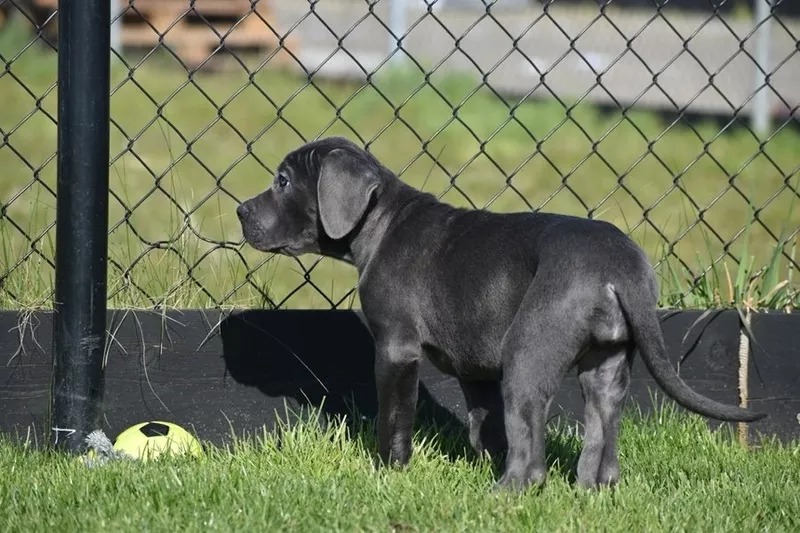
left=317, top=148, right=380, bottom=240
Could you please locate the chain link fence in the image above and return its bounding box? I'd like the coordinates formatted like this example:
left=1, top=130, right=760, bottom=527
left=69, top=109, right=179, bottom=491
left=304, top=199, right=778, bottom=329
left=1, top=0, right=798, bottom=310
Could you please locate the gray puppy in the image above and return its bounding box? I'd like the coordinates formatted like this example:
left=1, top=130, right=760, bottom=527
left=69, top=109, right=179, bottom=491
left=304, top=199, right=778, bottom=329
left=237, top=136, right=765, bottom=491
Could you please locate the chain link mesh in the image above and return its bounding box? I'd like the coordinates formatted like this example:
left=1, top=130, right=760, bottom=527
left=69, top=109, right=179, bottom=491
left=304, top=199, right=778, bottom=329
left=1, top=0, right=798, bottom=310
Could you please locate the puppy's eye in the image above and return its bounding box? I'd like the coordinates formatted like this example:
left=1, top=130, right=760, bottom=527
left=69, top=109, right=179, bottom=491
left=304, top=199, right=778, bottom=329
left=277, top=174, right=289, bottom=188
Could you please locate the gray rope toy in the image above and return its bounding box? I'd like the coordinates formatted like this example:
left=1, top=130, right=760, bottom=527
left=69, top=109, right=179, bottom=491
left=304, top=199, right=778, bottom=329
left=81, top=429, right=134, bottom=467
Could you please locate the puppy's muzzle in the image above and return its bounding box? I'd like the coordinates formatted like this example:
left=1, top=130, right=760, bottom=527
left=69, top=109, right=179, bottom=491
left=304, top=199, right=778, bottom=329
left=236, top=203, right=250, bottom=221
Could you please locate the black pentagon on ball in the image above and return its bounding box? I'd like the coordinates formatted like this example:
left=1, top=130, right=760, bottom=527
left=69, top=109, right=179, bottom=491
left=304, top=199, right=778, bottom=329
left=139, top=422, right=171, bottom=438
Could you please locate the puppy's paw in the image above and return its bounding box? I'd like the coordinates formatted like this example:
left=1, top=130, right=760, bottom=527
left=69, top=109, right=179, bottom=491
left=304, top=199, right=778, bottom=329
left=576, top=473, right=620, bottom=492
left=374, top=451, right=412, bottom=471
left=493, top=466, right=547, bottom=493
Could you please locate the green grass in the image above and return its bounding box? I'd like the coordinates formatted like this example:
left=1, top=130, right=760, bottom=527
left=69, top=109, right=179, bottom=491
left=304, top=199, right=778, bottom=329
left=1, top=23, right=799, bottom=310
left=656, top=201, right=800, bottom=311
left=1, top=402, right=799, bottom=532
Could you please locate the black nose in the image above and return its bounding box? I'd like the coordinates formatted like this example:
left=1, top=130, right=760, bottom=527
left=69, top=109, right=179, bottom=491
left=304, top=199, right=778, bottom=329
left=236, top=203, right=249, bottom=219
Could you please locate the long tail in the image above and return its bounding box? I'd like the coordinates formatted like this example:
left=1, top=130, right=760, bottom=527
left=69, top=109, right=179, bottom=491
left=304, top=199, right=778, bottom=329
left=614, top=285, right=766, bottom=423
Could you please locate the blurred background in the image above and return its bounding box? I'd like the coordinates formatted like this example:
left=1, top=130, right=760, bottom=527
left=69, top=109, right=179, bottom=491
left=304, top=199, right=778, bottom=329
left=0, top=0, right=798, bottom=310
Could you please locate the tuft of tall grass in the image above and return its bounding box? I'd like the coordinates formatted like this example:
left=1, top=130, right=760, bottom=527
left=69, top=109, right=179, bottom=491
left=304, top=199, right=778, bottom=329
left=657, top=190, right=799, bottom=312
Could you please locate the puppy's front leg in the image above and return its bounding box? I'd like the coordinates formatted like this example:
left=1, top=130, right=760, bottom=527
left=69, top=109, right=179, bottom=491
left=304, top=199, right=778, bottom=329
left=374, top=339, right=420, bottom=467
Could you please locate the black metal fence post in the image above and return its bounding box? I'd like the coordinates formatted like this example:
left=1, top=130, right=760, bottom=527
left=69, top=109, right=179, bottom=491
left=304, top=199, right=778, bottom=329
left=51, top=0, right=111, bottom=452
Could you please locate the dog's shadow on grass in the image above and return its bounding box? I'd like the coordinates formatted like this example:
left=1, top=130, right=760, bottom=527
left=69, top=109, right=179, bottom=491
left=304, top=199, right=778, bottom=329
left=220, top=309, right=472, bottom=458
left=220, top=309, right=583, bottom=481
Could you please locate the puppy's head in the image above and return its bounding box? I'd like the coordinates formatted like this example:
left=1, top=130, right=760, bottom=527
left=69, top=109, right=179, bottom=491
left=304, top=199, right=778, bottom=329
left=237, top=136, right=381, bottom=256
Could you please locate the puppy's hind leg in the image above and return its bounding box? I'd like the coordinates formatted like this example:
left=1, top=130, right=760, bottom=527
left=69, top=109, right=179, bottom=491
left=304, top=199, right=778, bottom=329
left=575, top=345, right=634, bottom=489
left=496, top=299, right=588, bottom=491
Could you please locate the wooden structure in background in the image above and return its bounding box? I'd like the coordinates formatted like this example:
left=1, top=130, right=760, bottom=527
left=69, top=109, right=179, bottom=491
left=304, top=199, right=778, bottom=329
left=32, top=0, right=298, bottom=68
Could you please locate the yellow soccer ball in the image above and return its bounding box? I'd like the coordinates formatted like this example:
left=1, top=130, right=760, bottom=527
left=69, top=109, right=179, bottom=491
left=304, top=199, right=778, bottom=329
left=113, top=421, right=204, bottom=461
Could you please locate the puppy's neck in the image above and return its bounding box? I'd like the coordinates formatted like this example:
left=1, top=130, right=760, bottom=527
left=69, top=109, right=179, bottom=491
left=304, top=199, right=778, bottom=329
left=344, top=177, right=435, bottom=271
